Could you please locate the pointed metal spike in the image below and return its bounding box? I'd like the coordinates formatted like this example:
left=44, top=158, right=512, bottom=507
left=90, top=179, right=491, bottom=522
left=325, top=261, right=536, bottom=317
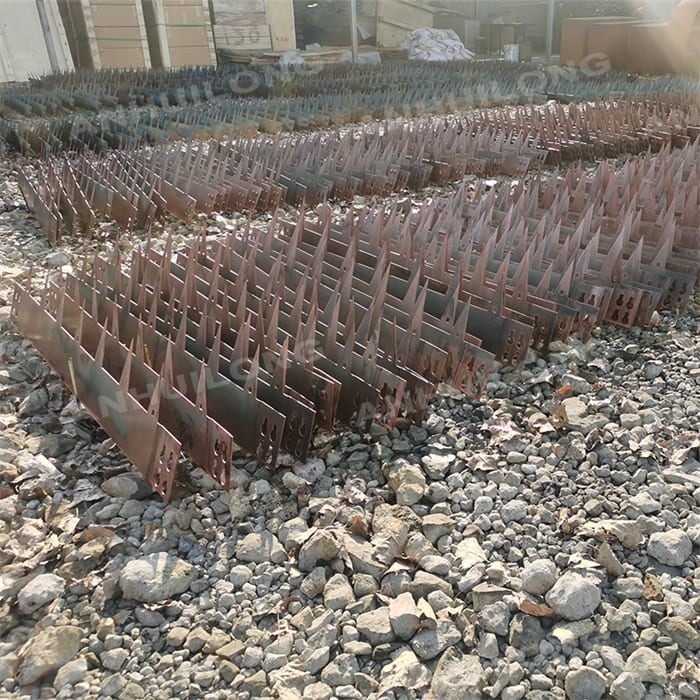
left=119, top=341, right=134, bottom=393
left=195, top=362, right=207, bottom=413
left=93, top=320, right=107, bottom=368
left=272, top=336, right=288, bottom=392
left=144, top=373, right=161, bottom=418
left=244, top=347, right=260, bottom=396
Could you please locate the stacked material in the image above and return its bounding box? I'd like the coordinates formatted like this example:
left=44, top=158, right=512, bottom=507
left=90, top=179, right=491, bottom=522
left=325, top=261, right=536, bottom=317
left=0, top=0, right=74, bottom=81
left=211, top=0, right=295, bottom=57
left=58, top=0, right=151, bottom=69
left=400, top=28, right=474, bottom=61
left=142, top=0, right=215, bottom=68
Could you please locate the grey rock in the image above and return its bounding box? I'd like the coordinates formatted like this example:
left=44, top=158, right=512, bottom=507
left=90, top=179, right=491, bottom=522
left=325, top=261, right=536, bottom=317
left=502, top=685, right=527, bottom=700
left=478, top=601, right=510, bottom=636
left=269, top=665, right=314, bottom=697
left=18, top=388, right=48, bottom=416
left=559, top=397, right=607, bottom=432
left=320, top=653, right=359, bottom=686
left=101, top=673, right=126, bottom=697
left=101, top=473, right=153, bottom=499
left=624, top=647, right=666, bottom=684
left=298, top=530, right=341, bottom=571
left=551, top=619, right=596, bottom=646
left=647, top=529, right=692, bottom=567
left=658, top=616, right=700, bottom=651
left=242, top=670, right=267, bottom=695
left=421, top=452, right=455, bottom=479
left=343, top=534, right=386, bottom=579
left=478, top=631, right=499, bottom=659
left=293, top=457, right=325, bottom=482
left=411, top=619, right=461, bottom=660
left=471, top=583, right=510, bottom=611
left=644, top=360, right=664, bottom=380
left=598, top=646, right=625, bottom=675
left=545, top=572, right=601, bottom=620
left=384, top=459, right=426, bottom=506
left=186, top=627, right=210, bottom=653
left=389, top=591, right=420, bottom=640
left=564, top=667, right=606, bottom=700
left=119, top=553, right=196, bottom=603
left=236, top=531, right=286, bottom=564
left=501, top=499, right=528, bottom=523
left=454, top=538, right=487, bottom=569
left=509, top=613, right=543, bottom=657
left=521, top=559, right=557, bottom=595
left=53, top=657, right=87, bottom=690
left=323, top=573, right=355, bottom=610
left=100, top=648, right=128, bottom=671
left=17, top=573, right=65, bottom=614
left=426, top=647, right=484, bottom=700
left=304, top=681, right=333, bottom=700
left=420, top=554, right=450, bottom=576
left=303, top=646, right=330, bottom=674
left=301, top=567, right=327, bottom=598
left=378, top=649, right=431, bottom=697
left=25, top=433, right=76, bottom=458
left=0, top=653, right=19, bottom=685
left=422, top=513, right=455, bottom=543
left=610, top=672, right=645, bottom=700
left=410, top=570, right=453, bottom=598
left=356, top=607, right=394, bottom=644
left=18, top=626, right=82, bottom=686
left=613, top=576, right=645, bottom=600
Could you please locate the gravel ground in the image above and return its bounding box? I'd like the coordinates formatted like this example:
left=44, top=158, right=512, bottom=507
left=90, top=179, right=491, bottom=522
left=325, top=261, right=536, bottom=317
left=0, top=162, right=700, bottom=700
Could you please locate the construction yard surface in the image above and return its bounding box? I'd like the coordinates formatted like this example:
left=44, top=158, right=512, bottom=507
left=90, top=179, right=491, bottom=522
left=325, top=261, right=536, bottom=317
left=0, top=59, right=699, bottom=700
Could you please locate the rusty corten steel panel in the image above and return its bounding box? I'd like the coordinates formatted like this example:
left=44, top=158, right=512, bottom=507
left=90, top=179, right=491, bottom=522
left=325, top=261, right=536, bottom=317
left=13, top=138, right=700, bottom=501
left=17, top=97, right=700, bottom=244
left=11, top=115, right=700, bottom=500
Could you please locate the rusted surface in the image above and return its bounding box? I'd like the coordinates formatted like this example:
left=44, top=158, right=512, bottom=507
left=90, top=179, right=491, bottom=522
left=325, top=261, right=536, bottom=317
left=17, top=98, right=700, bottom=243
left=12, top=137, right=699, bottom=500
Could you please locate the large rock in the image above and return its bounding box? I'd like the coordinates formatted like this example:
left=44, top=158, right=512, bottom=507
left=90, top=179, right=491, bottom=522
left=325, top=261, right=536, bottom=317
left=647, top=529, right=692, bottom=567
left=501, top=499, right=528, bottom=524
left=564, top=667, right=606, bottom=700
left=411, top=619, right=461, bottom=661
left=427, top=647, right=484, bottom=700
left=297, top=530, right=341, bottom=571
left=422, top=514, right=455, bottom=544
left=378, top=649, right=430, bottom=697
left=17, top=573, right=65, bottom=614
left=559, top=397, right=607, bottom=433
left=389, top=591, right=420, bottom=641
left=356, top=607, right=394, bottom=645
left=384, top=459, right=426, bottom=506
left=478, top=601, right=511, bottom=636
left=320, top=653, right=359, bottom=687
left=323, top=574, right=355, bottom=611
left=610, top=672, right=645, bottom=700
left=521, top=559, right=557, bottom=595
left=53, top=657, right=88, bottom=690
left=624, top=647, right=666, bottom=685
left=509, top=613, right=543, bottom=657
left=19, top=626, right=82, bottom=686
left=236, top=531, right=286, bottom=564
left=658, top=616, right=700, bottom=651
left=545, top=572, right=601, bottom=621
left=119, top=553, right=196, bottom=603
left=101, top=473, right=153, bottom=499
